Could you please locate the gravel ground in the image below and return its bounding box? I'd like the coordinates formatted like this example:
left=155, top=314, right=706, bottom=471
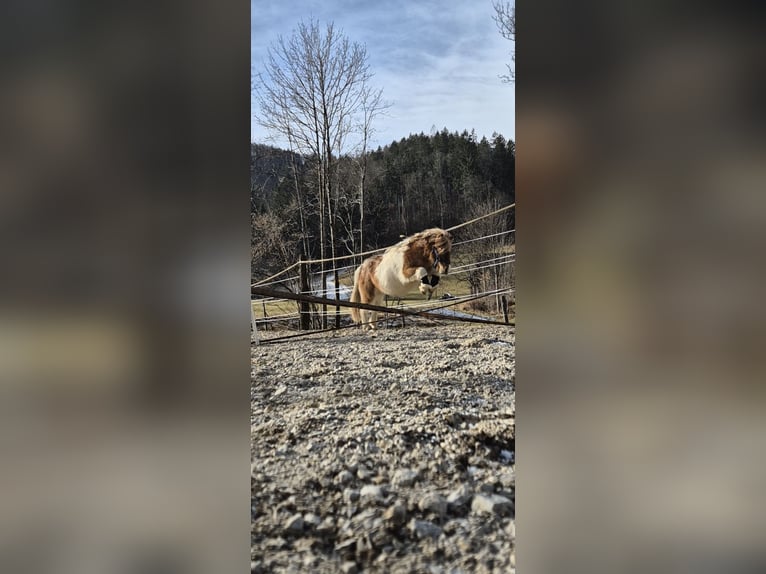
left=251, top=322, right=515, bottom=573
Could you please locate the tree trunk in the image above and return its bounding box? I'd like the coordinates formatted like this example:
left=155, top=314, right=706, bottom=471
left=318, top=164, right=327, bottom=329
left=359, top=160, right=366, bottom=264
left=288, top=144, right=309, bottom=259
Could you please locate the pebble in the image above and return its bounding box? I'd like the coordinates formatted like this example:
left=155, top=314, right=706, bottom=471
left=500, top=449, right=514, bottom=463
left=357, top=466, right=374, bottom=480
left=284, top=513, right=304, bottom=533
left=315, top=516, right=336, bottom=537
left=273, top=385, right=287, bottom=396
left=418, top=492, right=447, bottom=515
left=383, top=501, right=407, bottom=527
left=447, top=484, right=473, bottom=507
left=292, top=538, right=316, bottom=552
left=392, top=468, right=419, bottom=488
left=360, top=484, right=385, bottom=504
left=335, top=538, right=357, bottom=556
left=303, top=513, right=321, bottom=527
left=343, top=488, right=359, bottom=503
left=478, top=482, right=495, bottom=494
left=457, top=535, right=473, bottom=553
left=264, top=536, right=287, bottom=549
left=471, top=493, right=514, bottom=516
left=340, top=561, right=358, bottom=574
left=445, top=412, right=462, bottom=426
left=499, top=470, right=515, bottom=488
left=336, top=470, right=354, bottom=485
left=409, top=519, right=442, bottom=539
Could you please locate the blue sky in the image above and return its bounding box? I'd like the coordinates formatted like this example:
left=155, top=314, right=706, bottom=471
left=251, top=0, right=515, bottom=149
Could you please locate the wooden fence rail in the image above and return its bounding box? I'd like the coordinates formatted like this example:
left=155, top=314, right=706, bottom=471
left=251, top=285, right=514, bottom=328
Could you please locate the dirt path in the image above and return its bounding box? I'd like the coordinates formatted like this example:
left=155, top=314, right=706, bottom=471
left=251, top=322, right=515, bottom=573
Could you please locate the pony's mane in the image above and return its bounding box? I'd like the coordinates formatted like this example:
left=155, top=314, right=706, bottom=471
left=391, top=228, right=452, bottom=254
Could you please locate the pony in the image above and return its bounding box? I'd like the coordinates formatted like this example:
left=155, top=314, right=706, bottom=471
left=350, top=228, right=452, bottom=329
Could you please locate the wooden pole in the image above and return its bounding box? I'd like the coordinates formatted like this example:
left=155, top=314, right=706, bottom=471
left=251, top=301, right=259, bottom=345
left=251, top=285, right=514, bottom=327
left=334, top=267, right=341, bottom=329
left=322, top=271, right=328, bottom=329
left=299, top=256, right=310, bottom=330
left=501, top=295, right=509, bottom=325
left=494, top=267, right=500, bottom=314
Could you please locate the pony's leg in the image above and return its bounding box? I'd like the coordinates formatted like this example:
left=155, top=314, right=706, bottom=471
left=414, top=266, right=429, bottom=281
left=419, top=274, right=440, bottom=299
left=418, top=272, right=438, bottom=298
left=414, top=265, right=435, bottom=298
left=359, top=310, right=377, bottom=331
left=366, top=290, right=385, bottom=331
left=358, top=305, right=374, bottom=331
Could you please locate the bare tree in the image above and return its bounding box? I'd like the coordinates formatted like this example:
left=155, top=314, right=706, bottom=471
left=254, top=19, right=383, bottom=327
left=492, top=1, right=515, bottom=82
left=459, top=198, right=515, bottom=315
left=356, top=87, right=387, bottom=259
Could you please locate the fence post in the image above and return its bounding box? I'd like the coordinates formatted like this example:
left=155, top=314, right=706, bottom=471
left=495, top=267, right=500, bottom=314
left=334, top=267, right=341, bottom=329
left=251, top=300, right=259, bottom=345
left=501, top=295, right=509, bottom=325
left=321, top=271, right=328, bottom=329
left=299, top=256, right=311, bottom=331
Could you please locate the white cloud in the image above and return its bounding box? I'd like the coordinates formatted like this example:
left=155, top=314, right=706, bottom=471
left=251, top=0, right=514, bottom=148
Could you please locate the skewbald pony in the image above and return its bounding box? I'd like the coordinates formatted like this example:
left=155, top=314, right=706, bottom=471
left=350, top=228, right=452, bottom=330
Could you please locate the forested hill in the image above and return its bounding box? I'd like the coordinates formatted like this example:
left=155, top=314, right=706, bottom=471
left=364, top=129, right=514, bottom=242
left=251, top=129, right=514, bottom=277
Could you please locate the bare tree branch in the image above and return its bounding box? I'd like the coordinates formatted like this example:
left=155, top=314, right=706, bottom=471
left=492, top=1, right=515, bottom=83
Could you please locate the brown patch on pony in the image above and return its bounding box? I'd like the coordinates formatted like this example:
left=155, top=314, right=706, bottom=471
left=401, top=228, right=453, bottom=279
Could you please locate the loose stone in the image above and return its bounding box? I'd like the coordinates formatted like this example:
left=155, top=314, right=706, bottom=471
left=471, top=493, right=514, bottom=516
left=409, top=519, right=442, bottom=539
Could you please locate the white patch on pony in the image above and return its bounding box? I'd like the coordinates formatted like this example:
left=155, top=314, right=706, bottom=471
left=377, top=240, right=438, bottom=296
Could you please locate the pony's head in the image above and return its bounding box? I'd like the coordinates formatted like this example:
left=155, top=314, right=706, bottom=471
left=408, top=228, right=452, bottom=275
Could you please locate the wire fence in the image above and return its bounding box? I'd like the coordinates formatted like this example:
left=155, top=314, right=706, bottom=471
left=252, top=252, right=514, bottom=315
left=251, top=203, right=514, bottom=286
left=252, top=204, right=515, bottom=342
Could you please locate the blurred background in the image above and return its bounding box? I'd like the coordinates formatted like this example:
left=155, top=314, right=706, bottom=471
left=0, top=1, right=250, bottom=573
left=1, top=0, right=765, bottom=573
left=518, top=1, right=766, bottom=573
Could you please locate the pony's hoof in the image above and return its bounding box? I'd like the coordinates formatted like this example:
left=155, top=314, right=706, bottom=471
left=419, top=283, right=433, bottom=296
